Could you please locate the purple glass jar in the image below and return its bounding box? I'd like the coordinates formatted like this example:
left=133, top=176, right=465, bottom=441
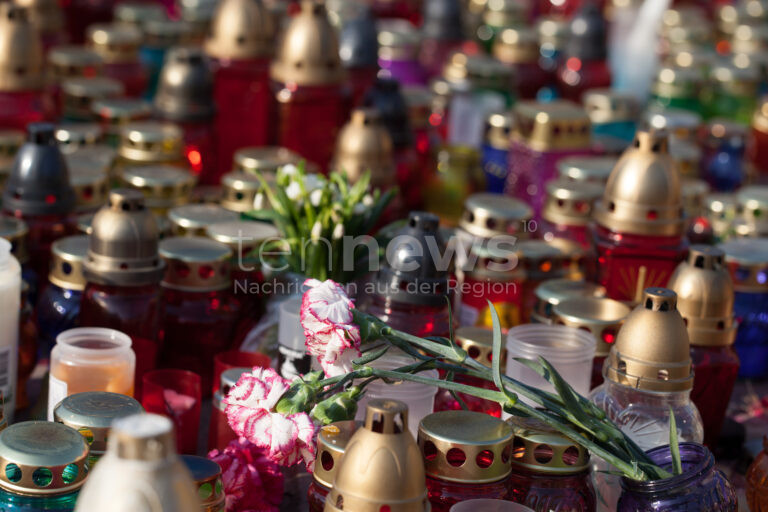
left=378, top=20, right=427, bottom=86
left=618, top=443, right=737, bottom=512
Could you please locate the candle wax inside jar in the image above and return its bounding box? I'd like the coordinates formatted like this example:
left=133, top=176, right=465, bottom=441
left=50, top=344, right=134, bottom=397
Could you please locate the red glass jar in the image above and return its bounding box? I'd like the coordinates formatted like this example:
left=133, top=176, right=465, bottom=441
left=87, top=24, right=147, bottom=98
left=433, top=327, right=503, bottom=417
left=419, top=411, right=514, bottom=512
left=556, top=4, right=610, bottom=103
left=540, top=179, right=602, bottom=250
left=340, top=9, right=379, bottom=107
left=79, top=190, right=166, bottom=397
left=592, top=131, right=689, bottom=303
left=208, top=367, right=250, bottom=451
left=60, top=0, right=112, bottom=43
left=747, top=437, right=768, bottom=512
left=748, top=98, right=768, bottom=181
left=494, top=27, right=551, bottom=100
left=370, top=0, right=422, bottom=25
left=419, top=0, right=465, bottom=78
left=271, top=2, right=348, bottom=173
left=403, top=87, right=440, bottom=209
left=308, top=421, right=360, bottom=512
left=158, top=237, right=241, bottom=397
left=206, top=0, right=275, bottom=180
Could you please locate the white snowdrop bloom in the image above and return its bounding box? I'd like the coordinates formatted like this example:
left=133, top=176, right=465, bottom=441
left=285, top=181, right=303, bottom=201
left=310, top=188, right=324, bottom=207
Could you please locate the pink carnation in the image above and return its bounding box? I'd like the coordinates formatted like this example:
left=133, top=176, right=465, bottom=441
left=208, top=439, right=283, bottom=512
left=225, top=367, right=316, bottom=468
left=301, top=279, right=362, bottom=377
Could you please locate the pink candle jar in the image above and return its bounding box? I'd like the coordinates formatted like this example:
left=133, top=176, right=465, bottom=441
left=419, top=410, right=514, bottom=512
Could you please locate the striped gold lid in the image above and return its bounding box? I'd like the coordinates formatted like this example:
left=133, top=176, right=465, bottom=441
left=532, top=278, right=606, bottom=323
left=459, top=193, right=532, bottom=240
left=233, top=146, right=302, bottom=175
left=159, top=236, right=232, bottom=292
left=169, top=204, right=239, bottom=237
left=542, top=179, right=603, bottom=227
left=118, top=122, right=185, bottom=164
left=557, top=155, right=617, bottom=183
left=507, top=416, right=589, bottom=473
left=119, top=165, right=195, bottom=212
left=49, top=235, right=89, bottom=290
left=554, top=297, right=631, bottom=357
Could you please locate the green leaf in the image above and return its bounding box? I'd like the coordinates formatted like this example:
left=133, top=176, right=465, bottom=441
left=353, top=346, right=389, bottom=367
left=669, top=406, right=682, bottom=476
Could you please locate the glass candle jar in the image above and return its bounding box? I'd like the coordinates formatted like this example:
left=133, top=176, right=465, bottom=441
left=0, top=217, right=36, bottom=307
left=700, top=119, right=747, bottom=192
left=650, top=66, right=704, bottom=115
left=582, top=88, right=639, bottom=144
left=505, top=100, right=592, bottom=221
left=139, top=20, right=196, bottom=100
left=702, top=63, right=758, bottom=124
left=0, top=421, right=89, bottom=512
left=540, top=178, right=603, bottom=253
left=418, top=410, right=514, bottom=512
left=553, top=296, right=630, bottom=390
left=426, top=146, right=485, bottom=226
left=208, top=367, right=249, bottom=451
left=181, top=455, right=226, bottom=512
left=419, top=0, right=465, bottom=79
left=482, top=112, right=513, bottom=194
left=36, top=235, right=88, bottom=359
left=378, top=20, right=427, bottom=86
left=515, top=240, right=568, bottom=323
left=507, top=416, right=596, bottom=512
left=719, top=238, right=768, bottom=378
left=60, top=77, right=125, bottom=122
left=53, top=391, right=143, bottom=465
left=617, top=443, right=737, bottom=511
left=493, top=27, right=551, bottom=101
left=530, top=278, right=606, bottom=324
left=48, top=327, right=136, bottom=420
left=277, top=297, right=313, bottom=381
left=86, top=24, right=147, bottom=98
left=308, top=421, right=360, bottom=512
left=747, top=437, right=768, bottom=511
left=556, top=4, right=610, bottom=102
left=158, top=237, right=241, bottom=397
left=749, top=99, right=768, bottom=181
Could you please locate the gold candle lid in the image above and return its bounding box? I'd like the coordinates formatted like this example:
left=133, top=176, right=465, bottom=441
left=507, top=416, right=590, bottom=474
left=168, top=204, right=239, bottom=237
left=159, top=236, right=232, bottom=292
left=113, top=2, right=167, bottom=27
left=69, top=157, right=109, bottom=213
left=482, top=0, right=529, bottom=27
left=84, top=189, right=166, bottom=286
left=455, top=326, right=506, bottom=366
left=220, top=171, right=274, bottom=213
left=554, top=297, right=631, bottom=357
left=443, top=52, right=514, bottom=92
left=513, top=100, right=591, bottom=152
left=92, top=98, right=153, bottom=136
left=143, top=19, right=197, bottom=48
left=719, top=237, right=768, bottom=293
left=118, top=122, right=186, bottom=164
left=53, top=391, right=143, bottom=456
left=484, top=111, right=513, bottom=150
left=493, top=27, right=538, bottom=64
left=377, top=19, right=421, bottom=61
left=0, top=217, right=29, bottom=264
left=325, top=399, right=428, bottom=512
left=205, top=220, right=280, bottom=252
left=270, top=1, right=343, bottom=86
left=180, top=455, right=226, bottom=512
left=680, top=178, right=709, bottom=218
left=652, top=66, right=703, bottom=99
left=313, top=420, right=360, bottom=488
left=605, top=288, right=693, bottom=393
left=532, top=278, right=606, bottom=323
left=706, top=192, right=738, bottom=237
left=55, top=123, right=103, bottom=153
left=557, top=155, right=617, bottom=183
left=61, top=77, right=125, bottom=120
left=87, top=23, right=142, bottom=63
left=542, top=178, right=603, bottom=227
left=47, top=45, right=103, bottom=83
left=459, top=193, right=533, bottom=240
left=0, top=422, right=89, bottom=496
left=48, top=235, right=89, bottom=290
left=464, top=244, right=524, bottom=283
left=668, top=246, right=737, bottom=347
left=119, top=165, right=195, bottom=212
left=205, top=0, right=275, bottom=60
left=418, top=411, right=513, bottom=484
left=669, top=139, right=700, bottom=179
left=582, top=88, right=639, bottom=124
left=0, top=4, right=44, bottom=92
left=594, top=130, right=684, bottom=237
left=333, top=108, right=396, bottom=188
left=233, top=146, right=302, bottom=175
left=65, top=145, right=116, bottom=177
left=644, top=108, right=701, bottom=143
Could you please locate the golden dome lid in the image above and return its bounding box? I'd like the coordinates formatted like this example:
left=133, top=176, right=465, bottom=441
left=68, top=160, right=109, bottom=213
left=333, top=108, right=395, bottom=188
left=119, top=165, right=195, bottom=212
left=455, top=326, right=506, bottom=367
left=556, top=155, right=617, bottom=183
left=168, top=204, right=239, bottom=237
left=418, top=411, right=513, bottom=484
left=0, top=421, right=89, bottom=496
left=459, top=193, right=532, bottom=241
left=484, top=111, right=513, bottom=150
left=542, top=178, right=603, bottom=227
left=719, top=237, right=768, bottom=293
left=0, top=217, right=29, bottom=264
left=532, top=278, right=606, bottom=323
left=154, top=47, right=215, bottom=122
left=313, top=421, right=360, bottom=488
left=668, top=246, right=736, bottom=347
left=506, top=416, right=590, bottom=474
left=605, top=288, right=693, bottom=393
left=87, top=23, right=142, bottom=63
left=205, top=0, right=275, bottom=60
left=652, top=66, right=703, bottom=99
left=582, top=88, right=639, bottom=124
left=220, top=171, right=274, bottom=212
left=513, top=100, right=591, bottom=152
left=325, top=399, right=428, bottom=512
left=594, top=130, right=684, bottom=236
left=15, top=0, right=63, bottom=36
left=554, top=297, right=631, bottom=357
left=270, top=1, right=343, bottom=86
left=482, top=0, right=530, bottom=27
left=118, top=121, right=185, bottom=164
left=61, top=77, right=125, bottom=121
left=0, top=4, right=44, bottom=92
left=159, top=236, right=232, bottom=291
left=84, top=189, right=166, bottom=286
left=48, top=235, right=89, bottom=290
left=377, top=19, right=421, bottom=61
left=493, top=26, right=538, bottom=64
left=233, top=146, right=302, bottom=175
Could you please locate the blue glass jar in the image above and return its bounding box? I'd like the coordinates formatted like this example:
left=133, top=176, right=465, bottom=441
left=0, top=421, right=89, bottom=512
left=719, top=238, right=768, bottom=378
left=36, top=235, right=88, bottom=359
left=481, top=112, right=512, bottom=194
left=701, top=120, right=747, bottom=192
left=582, top=88, right=638, bottom=144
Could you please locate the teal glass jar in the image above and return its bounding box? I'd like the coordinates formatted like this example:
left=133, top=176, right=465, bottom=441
left=181, top=455, right=226, bottom=512
left=0, top=421, right=89, bottom=511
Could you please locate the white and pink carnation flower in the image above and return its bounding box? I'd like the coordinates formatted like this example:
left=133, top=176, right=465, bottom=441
left=224, top=367, right=316, bottom=468
left=301, top=279, right=362, bottom=377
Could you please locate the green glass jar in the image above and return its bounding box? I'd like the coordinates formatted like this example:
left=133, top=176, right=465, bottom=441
left=702, top=64, right=759, bottom=124
left=650, top=66, right=704, bottom=115
left=477, top=0, right=529, bottom=52
left=425, top=146, right=484, bottom=226
left=181, top=455, right=225, bottom=512
left=54, top=391, right=143, bottom=467
left=0, top=421, right=89, bottom=511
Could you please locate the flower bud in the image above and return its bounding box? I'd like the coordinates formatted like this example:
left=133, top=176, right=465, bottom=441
left=311, top=220, right=323, bottom=241
left=311, top=386, right=362, bottom=424
left=332, top=223, right=344, bottom=240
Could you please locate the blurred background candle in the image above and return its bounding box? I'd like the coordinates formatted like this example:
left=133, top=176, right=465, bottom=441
left=86, top=24, right=147, bottom=98
left=209, top=367, right=249, bottom=451
left=0, top=239, right=20, bottom=421
left=530, top=278, right=606, bottom=325
left=141, top=369, right=202, bottom=454
left=339, top=7, right=380, bottom=106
